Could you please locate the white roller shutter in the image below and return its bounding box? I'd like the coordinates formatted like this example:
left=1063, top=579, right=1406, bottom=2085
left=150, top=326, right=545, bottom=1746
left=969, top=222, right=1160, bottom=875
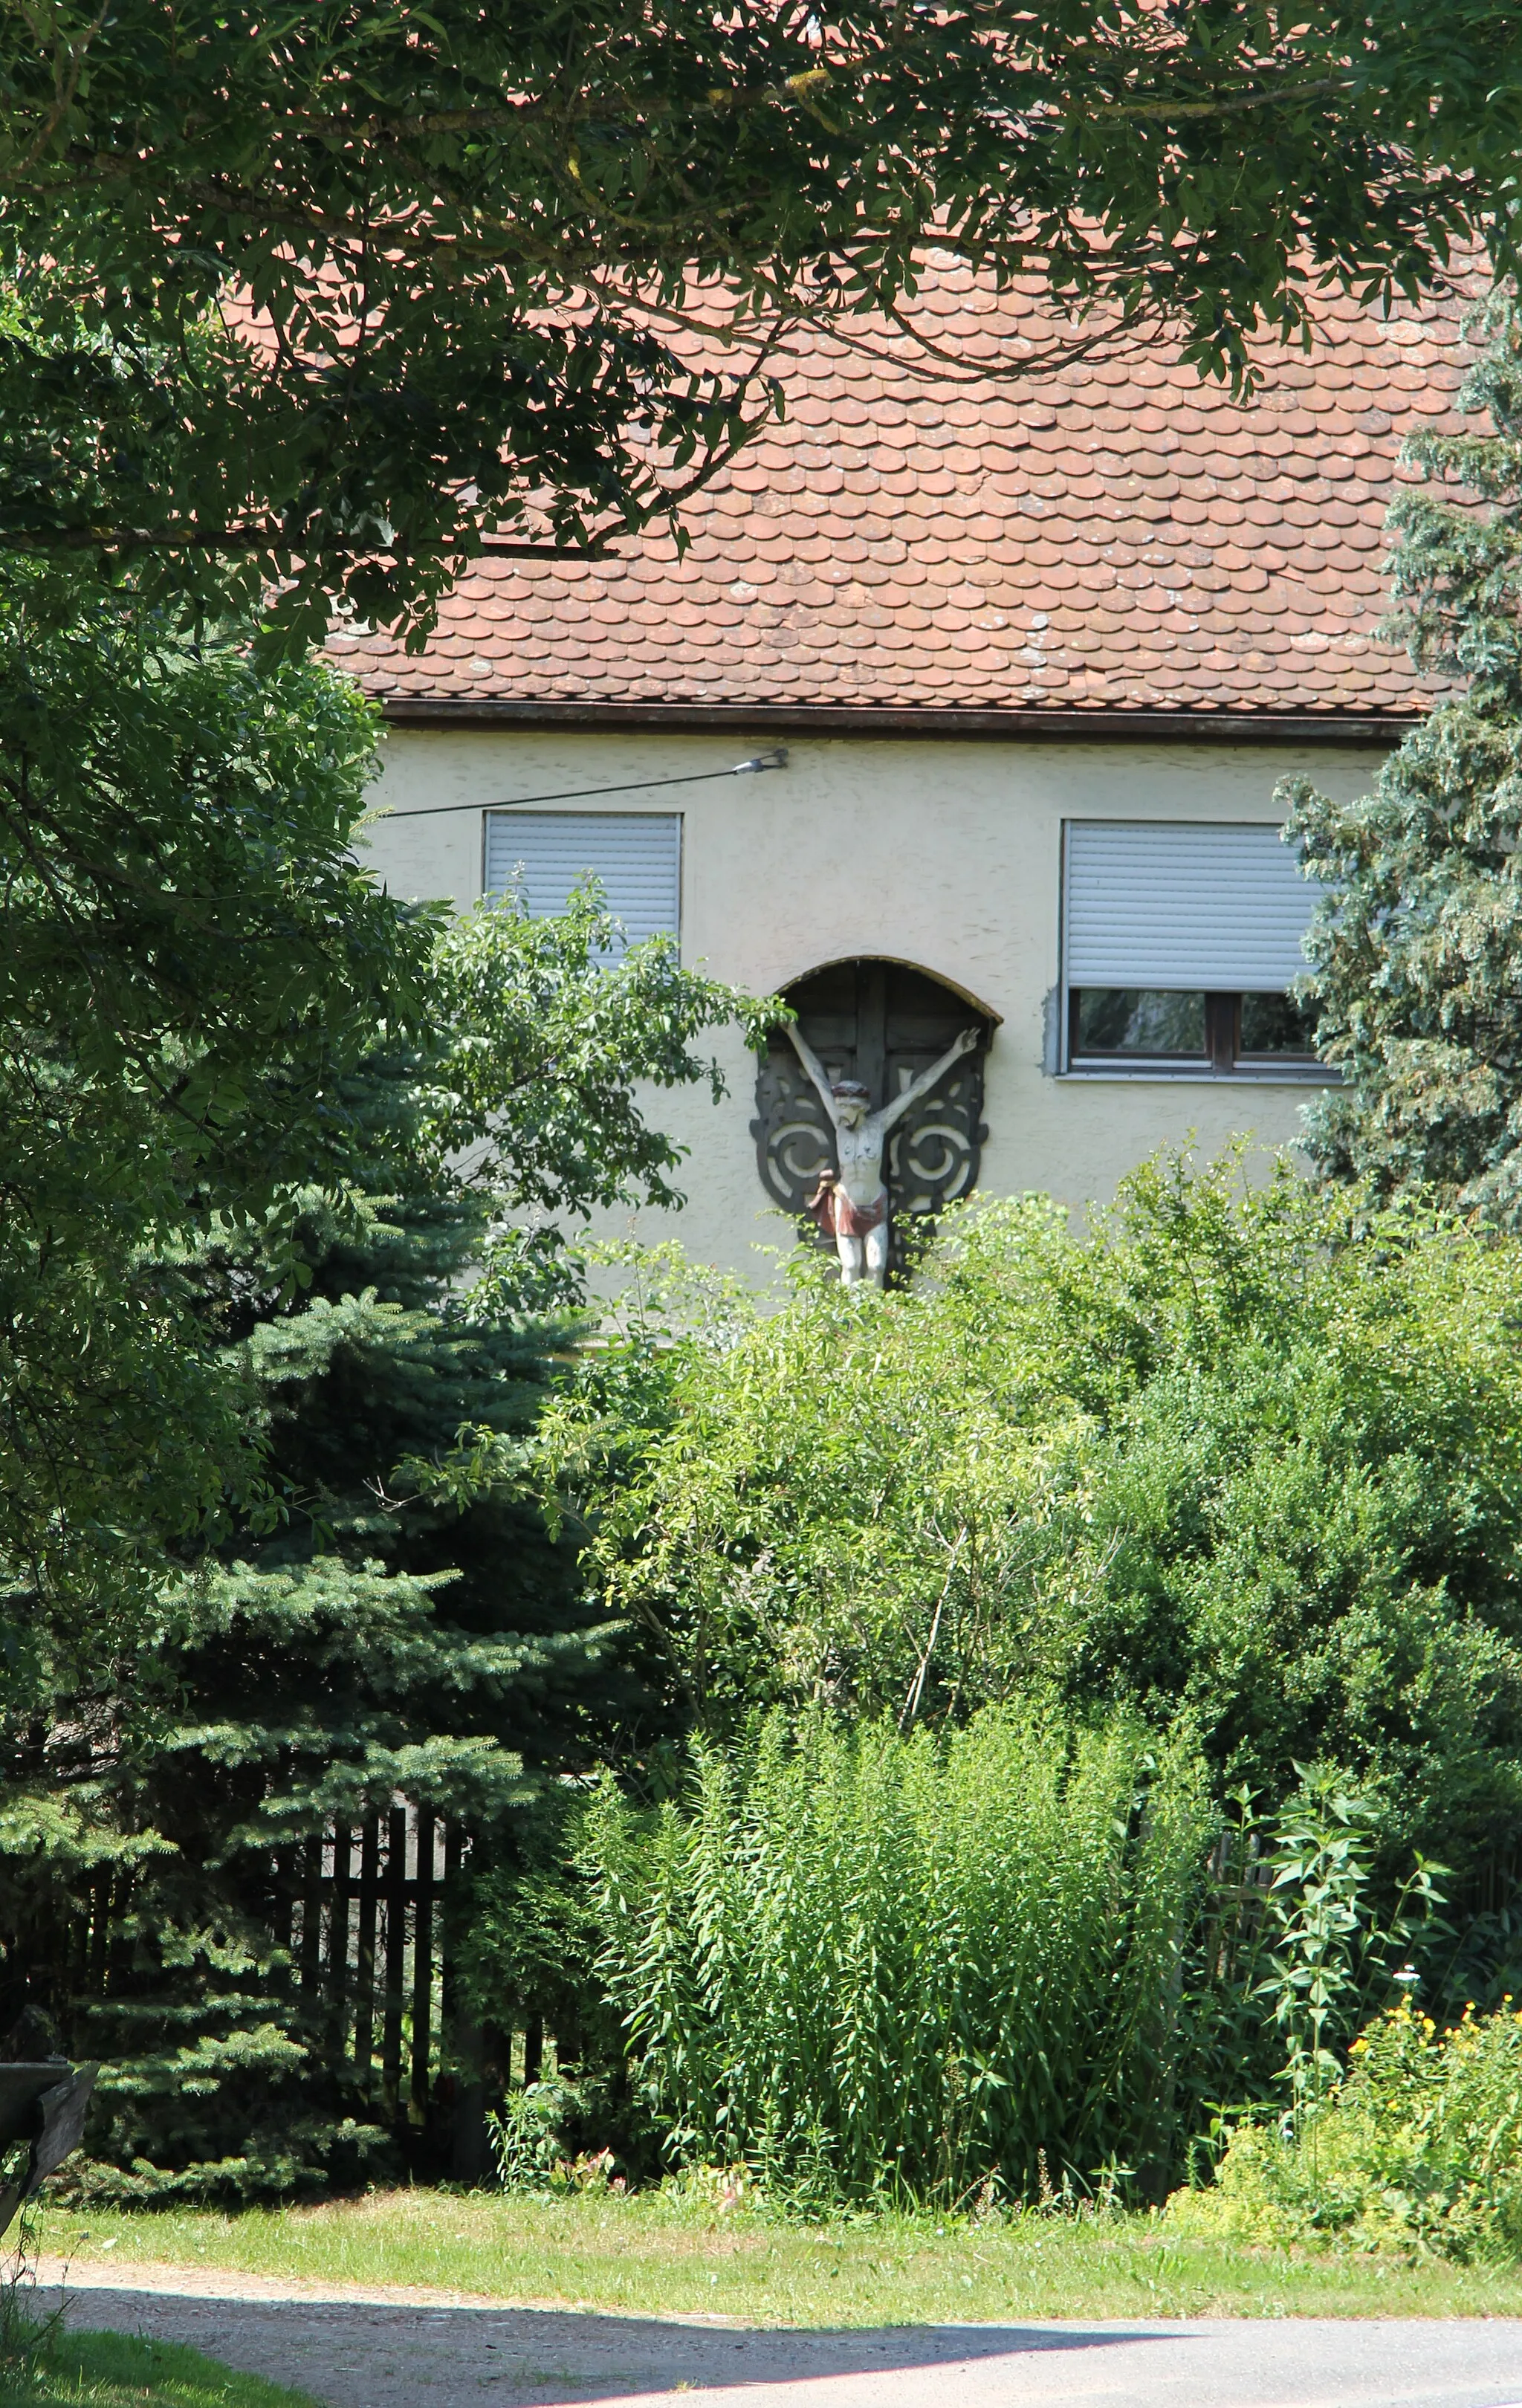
left=1064, top=821, right=1323, bottom=992
left=484, top=811, right=681, bottom=946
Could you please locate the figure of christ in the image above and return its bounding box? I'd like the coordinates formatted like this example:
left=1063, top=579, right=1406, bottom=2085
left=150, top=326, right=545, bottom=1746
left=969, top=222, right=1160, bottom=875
left=786, top=1020, right=982, bottom=1286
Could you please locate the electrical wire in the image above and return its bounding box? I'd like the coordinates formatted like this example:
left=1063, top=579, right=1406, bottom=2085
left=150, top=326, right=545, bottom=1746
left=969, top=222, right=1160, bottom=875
left=374, top=748, right=788, bottom=821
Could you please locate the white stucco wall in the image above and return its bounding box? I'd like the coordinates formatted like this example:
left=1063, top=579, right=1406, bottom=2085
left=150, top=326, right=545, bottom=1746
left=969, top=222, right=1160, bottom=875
left=359, top=726, right=1385, bottom=1284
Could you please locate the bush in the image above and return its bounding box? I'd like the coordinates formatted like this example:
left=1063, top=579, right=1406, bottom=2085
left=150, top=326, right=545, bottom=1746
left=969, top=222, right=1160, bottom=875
left=1170, top=1998, right=1522, bottom=2261
left=581, top=1705, right=1214, bottom=2207
left=545, top=1153, right=1522, bottom=1934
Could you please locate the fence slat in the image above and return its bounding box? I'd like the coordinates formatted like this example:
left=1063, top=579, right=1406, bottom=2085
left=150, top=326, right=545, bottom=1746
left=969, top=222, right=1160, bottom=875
left=88, top=1873, right=109, bottom=1995
left=328, top=1823, right=352, bottom=2053
left=299, top=1837, right=323, bottom=1997
left=381, top=1806, right=407, bottom=2117
left=354, top=1817, right=379, bottom=2097
left=410, top=1810, right=436, bottom=2122
left=271, top=1845, right=295, bottom=1973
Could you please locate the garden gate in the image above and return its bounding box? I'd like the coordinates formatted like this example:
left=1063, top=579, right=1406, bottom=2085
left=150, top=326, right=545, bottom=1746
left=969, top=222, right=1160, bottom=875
left=273, top=1807, right=475, bottom=2163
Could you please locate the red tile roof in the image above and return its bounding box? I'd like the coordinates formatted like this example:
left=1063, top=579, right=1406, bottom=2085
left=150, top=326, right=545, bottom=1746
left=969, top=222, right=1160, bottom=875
left=341, top=261, right=1471, bottom=721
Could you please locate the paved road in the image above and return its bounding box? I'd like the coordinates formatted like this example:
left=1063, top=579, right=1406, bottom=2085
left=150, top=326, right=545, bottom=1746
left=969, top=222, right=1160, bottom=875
left=33, top=2268, right=1522, bottom=2408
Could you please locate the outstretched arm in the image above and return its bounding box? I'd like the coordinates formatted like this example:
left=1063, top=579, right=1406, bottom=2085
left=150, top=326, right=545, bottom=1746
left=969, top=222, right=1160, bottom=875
left=786, top=1020, right=841, bottom=1124
left=878, top=1026, right=981, bottom=1133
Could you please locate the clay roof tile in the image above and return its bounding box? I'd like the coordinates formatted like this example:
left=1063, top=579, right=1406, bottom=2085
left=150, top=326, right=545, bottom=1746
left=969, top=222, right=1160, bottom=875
left=349, top=271, right=1472, bottom=719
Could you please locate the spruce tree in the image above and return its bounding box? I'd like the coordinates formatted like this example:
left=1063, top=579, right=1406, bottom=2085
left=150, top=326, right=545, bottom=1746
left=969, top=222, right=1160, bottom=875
left=73, top=1171, right=597, bottom=2195
left=8, top=899, right=773, bottom=2198
left=1283, top=297, right=1522, bottom=1222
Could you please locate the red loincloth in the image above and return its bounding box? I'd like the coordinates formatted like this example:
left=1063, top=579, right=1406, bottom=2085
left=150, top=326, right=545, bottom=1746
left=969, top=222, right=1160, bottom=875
left=807, top=1178, right=887, bottom=1240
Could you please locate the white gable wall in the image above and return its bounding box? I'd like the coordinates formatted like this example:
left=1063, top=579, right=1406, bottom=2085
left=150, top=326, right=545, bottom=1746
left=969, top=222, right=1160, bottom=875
left=360, top=725, right=1384, bottom=1281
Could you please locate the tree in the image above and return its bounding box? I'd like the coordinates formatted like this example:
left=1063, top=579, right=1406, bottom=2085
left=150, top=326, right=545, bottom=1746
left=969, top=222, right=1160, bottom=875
left=56, top=1174, right=585, bottom=2199
left=0, top=524, right=774, bottom=1579
left=0, top=557, right=447, bottom=2184
left=2, top=1, right=1519, bottom=646
left=1283, top=297, right=1522, bottom=1223
left=0, top=560, right=435, bottom=1617
left=4, top=894, right=774, bottom=2195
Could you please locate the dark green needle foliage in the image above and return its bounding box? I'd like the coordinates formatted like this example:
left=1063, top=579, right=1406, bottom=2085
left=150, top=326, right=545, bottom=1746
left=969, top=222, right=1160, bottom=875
left=1, top=1, right=1520, bottom=648
left=66, top=1165, right=583, bottom=2198
left=1284, top=294, right=1522, bottom=1223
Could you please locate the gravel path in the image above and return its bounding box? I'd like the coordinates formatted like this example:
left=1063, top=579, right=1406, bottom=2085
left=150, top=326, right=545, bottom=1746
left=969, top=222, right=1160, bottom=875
left=31, top=2259, right=1522, bottom=2408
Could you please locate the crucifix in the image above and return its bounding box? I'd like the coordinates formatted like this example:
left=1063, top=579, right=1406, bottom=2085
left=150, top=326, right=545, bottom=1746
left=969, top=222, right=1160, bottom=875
left=786, top=1020, right=982, bottom=1286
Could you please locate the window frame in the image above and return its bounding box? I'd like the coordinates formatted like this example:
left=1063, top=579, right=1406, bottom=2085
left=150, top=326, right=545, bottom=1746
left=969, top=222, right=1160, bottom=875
left=1058, top=818, right=1333, bottom=1083
left=1063, top=987, right=1325, bottom=1078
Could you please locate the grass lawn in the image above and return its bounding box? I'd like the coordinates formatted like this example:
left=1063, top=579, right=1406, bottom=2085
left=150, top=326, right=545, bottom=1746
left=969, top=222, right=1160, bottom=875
left=35, top=2189, right=1522, bottom=2325
left=0, top=2329, right=319, bottom=2408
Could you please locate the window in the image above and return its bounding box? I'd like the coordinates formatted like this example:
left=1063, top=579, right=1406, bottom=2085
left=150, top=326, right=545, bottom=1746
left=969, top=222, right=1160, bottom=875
left=483, top=810, right=681, bottom=945
left=1061, top=821, right=1324, bottom=1075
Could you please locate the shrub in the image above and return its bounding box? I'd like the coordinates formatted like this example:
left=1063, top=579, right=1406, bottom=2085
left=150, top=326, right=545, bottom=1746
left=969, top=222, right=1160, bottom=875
left=545, top=1153, right=1522, bottom=1930
left=580, top=1704, right=1214, bottom=2207
left=1170, top=1998, right=1522, bottom=2260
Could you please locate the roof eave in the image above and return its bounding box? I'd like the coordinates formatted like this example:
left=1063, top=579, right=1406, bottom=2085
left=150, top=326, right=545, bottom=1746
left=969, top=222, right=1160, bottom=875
left=375, top=696, right=1421, bottom=745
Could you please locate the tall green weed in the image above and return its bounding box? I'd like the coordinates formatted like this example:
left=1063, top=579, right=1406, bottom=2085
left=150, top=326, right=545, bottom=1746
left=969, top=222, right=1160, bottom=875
left=582, top=1706, right=1214, bottom=2206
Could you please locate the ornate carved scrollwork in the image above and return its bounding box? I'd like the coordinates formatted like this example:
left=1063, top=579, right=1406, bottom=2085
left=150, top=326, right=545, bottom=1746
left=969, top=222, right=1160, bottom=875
left=751, top=958, right=991, bottom=1278
left=751, top=1050, right=835, bottom=1214
left=887, top=1062, right=988, bottom=1214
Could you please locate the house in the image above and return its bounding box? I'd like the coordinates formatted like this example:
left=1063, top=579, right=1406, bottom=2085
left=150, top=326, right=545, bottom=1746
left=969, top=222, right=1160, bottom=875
left=347, top=265, right=1466, bottom=1281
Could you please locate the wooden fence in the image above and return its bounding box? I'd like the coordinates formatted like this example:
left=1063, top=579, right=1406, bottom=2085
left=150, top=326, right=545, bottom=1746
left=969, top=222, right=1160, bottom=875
left=276, top=1807, right=456, bottom=2129
left=17, top=1804, right=528, bottom=2182
left=269, top=1806, right=503, bottom=2178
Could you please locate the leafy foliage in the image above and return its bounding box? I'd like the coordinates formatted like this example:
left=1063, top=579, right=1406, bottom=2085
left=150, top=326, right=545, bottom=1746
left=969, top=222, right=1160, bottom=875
left=2, top=2, right=1518, bottom=644
left=0, top=569, right=424, bottom=1232
left=1173, top=1997, right=1522, bottom=2261
left=1285, top=297, right=1522, bottom=1220
left=0, top=563, right=432, bottom=1609
left=582, top=1706, right=1214, bottom=2205
left=419, top=890, right=777, bottom=1309
left=1255, top=1770, right=1446, bottom=2135
left=486, top=2074, right=634, bottom=2195
left=543, top=1153, right=1522, bottom=1909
